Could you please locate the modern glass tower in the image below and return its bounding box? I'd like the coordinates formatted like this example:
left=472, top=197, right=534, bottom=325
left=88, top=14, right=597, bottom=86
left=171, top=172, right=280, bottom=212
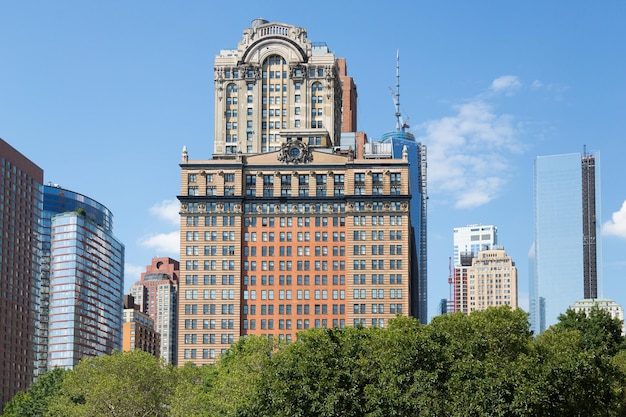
left=368, top=52, right=428, bottom=323
left=529, top=152, right=601, bottom=334
left=42, top=185, right=125, bottom=369
left=452, top=224, right=498, bottom=267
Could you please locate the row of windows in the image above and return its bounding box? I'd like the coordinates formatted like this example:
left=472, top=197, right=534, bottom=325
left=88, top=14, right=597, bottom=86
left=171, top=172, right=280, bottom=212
left=242, top=318, right=343, bottom=331
left=243, top=274, right=346, bottom=286
left=186, top=214, right=399, bottom=228
left=241, top=245, right=346, bottom=257
left=352, top=260, right=404, bottom=270
left=185, top=260, right=237, bottom=271
left=242, top=303, right=346, bottom=315
left=353, top=245, right=403, bottom=255
left=183, top=304, right=233, bottom=315
left=243, top=216, right=345, bottom=227
left=184, top=275, right=235, bottom=285
left=352, top=274, right=403, bottom=285
left=186, top=200, right=402, bottom=214
left=184, top=289, right=236, bottom=300
left=243, top=289, right=346, bottom=301
left=189, top=173, right=401, bottom=186
left=243, top=231, right=346, bottom=242
left=242, top=260, right=346, bottom=271
left=353, top=303, right=404, bottom=314
left=353, top=230, right=404, bottom=241
left=353, top=289, right=404, bottom=299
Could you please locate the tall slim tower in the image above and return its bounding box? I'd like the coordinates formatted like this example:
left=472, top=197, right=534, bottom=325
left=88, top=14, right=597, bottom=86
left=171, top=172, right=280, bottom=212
left=43, top=185, right=125, bottom=369
left=0, top=139, right=43, bottom=409
left=367, top=52, right=428, bottom=323
left=530, top=152, right=601, bottom=334
left=581, top=153, right=598, bottom=299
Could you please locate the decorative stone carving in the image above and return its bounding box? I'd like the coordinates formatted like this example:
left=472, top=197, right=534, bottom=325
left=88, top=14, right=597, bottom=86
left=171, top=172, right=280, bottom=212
left=277, top=139, right=313, bottom=165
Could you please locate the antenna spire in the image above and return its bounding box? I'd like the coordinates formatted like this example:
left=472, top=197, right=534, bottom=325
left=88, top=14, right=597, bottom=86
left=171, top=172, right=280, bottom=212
left=395, top=50, right=401, bottom=130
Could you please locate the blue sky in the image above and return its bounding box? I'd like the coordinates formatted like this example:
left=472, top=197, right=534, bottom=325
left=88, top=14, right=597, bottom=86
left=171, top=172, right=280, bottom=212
left=2, top=1, right=625, bottom=320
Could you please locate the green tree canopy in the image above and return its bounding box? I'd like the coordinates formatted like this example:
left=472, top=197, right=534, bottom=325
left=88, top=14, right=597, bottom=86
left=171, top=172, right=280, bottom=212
left=552, top=306, right=625, bottom=355
left=3, top=368, right=66, bottom=417
left=47, top=350, right=176, bottom=417
left=5, top=306, right=626, bottom=416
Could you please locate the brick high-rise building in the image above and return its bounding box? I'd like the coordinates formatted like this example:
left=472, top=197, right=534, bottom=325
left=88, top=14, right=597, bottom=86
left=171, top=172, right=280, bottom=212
left=178, top=19, right=419, bottom=364
left=0, top=139, right=43, bottom=409
left=122, top=295, right=161, bottom=358
left=179, top=144, right=411, bottom=363
left=130, top=257, right=179, bottom=364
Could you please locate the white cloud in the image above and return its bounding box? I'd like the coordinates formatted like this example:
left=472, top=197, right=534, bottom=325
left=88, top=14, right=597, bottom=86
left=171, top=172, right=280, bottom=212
left=138, top=231, right=180, bottom=255
left=124, top=263, right=145, bottom=288
left=149, top=200, right=180, bottom=225
left=418, top=79, right=524, bottom=209
left=490, top=75, right=521, bottom=95
left=603, top=200, right=626, bottom=238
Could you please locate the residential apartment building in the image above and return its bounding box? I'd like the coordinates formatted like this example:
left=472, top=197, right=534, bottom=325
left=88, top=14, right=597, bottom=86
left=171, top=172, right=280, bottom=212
left=178, top=19, right=420, bottom=364
left=179, top=145, right=411, bottom=363
left=130, top=257, right=179, bottom=364
left=530, top=151, right=602, bottom=334
left=43, top=185, right=125, bottom=369
left=122, top=295, right=160, bottom=357
left=212, top=18, right=356, bottom=156
left=0, top=139, right=43, bottom=409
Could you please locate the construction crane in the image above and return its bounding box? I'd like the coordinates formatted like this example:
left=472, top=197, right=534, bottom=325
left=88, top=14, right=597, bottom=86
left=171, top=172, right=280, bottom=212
left=447, top=256, right=456, bottom=313
left=389, top=50, right=410, bottom=131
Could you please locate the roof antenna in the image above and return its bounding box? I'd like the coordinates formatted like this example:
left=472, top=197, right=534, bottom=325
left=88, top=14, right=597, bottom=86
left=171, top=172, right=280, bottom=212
left=389, top=50, right=409, bottom=131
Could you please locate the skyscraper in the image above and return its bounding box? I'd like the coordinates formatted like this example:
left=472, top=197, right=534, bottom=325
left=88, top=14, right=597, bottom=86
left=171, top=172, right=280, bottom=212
left=449, top=247, right=517, bottom=314
left=530, top=152, right=601, bottom=334
left=372, top=52, right=428, bottom=323
left=0, top=139, right=43, bottom=409
left=212, top=18, right=356, bottom=156
left=178, top=19, right=420, bottom=364
left=452, top=224, right=498, bottom=266
left=43, top=185, right=125, bottom=369
left=130, top=257, right=179, bottom=364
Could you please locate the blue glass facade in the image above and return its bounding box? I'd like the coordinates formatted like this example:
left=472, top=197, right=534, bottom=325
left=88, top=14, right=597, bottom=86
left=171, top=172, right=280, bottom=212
left=530, top=153, right=600, bottom=334
left=42, top=186, right=124, bottom=369
left=382, top=130, right=428, bottom=323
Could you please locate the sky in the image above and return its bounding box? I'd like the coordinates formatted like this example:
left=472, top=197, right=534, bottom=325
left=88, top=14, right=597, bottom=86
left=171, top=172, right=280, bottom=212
left=1, top=1, right=625, bottom=321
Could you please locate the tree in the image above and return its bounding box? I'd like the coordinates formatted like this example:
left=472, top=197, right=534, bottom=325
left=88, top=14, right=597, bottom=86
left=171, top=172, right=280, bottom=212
left=3, top=368, right=66, bottom=417
left=552, top=306, right=625, bottom=355
left=46, top=350, right=176, bottom=417
left=205, top=335, right=278, bottom=417
left=429, top=307, right=535, bottom=416
left=168, top=362, right=216, bottom=417
left=264, top=326, right=377, bottom=417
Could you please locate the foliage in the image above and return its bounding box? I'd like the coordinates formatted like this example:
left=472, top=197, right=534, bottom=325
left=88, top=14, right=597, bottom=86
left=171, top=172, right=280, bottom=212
left=5, top=306, right=626, bottom=416
left=3, top=368, right=66, bottom=417
left=46, top=350, right=176, bottom=417
left=553, top=306, right=625, bottom=355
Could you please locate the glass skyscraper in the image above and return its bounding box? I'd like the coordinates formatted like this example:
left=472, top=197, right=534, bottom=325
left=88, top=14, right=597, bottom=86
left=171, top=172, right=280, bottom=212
left=42, top=185, right=125, bottom=369
left=530, top=152, right=601, bottom=334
